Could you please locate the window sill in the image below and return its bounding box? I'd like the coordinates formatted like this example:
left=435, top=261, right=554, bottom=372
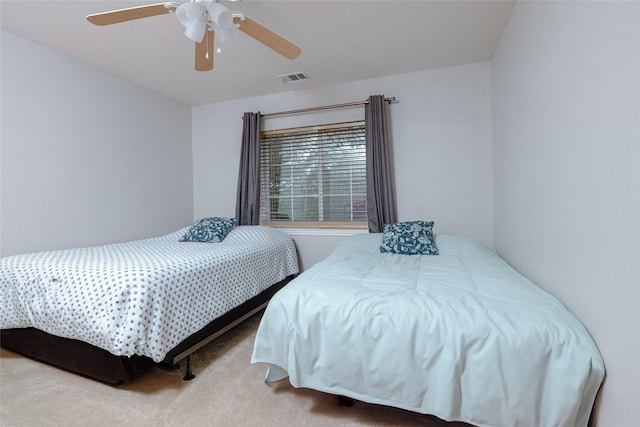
left=276, top=228, right=369, bottom=237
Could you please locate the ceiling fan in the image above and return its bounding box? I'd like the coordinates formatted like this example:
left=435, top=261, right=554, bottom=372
left=86, top=0, right=301, bottom=72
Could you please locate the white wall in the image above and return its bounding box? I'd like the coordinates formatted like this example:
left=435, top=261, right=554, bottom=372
left=192, top=62, right=494, bottom=268
left=492, top=2, right=640, bottom=425
left=0, top=31, right=194, bottom=256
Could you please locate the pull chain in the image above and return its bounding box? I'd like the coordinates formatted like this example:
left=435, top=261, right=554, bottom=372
left=205, top=29, right=210, bottom=59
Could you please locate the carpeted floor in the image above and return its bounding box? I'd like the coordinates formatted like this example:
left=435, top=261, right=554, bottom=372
left=0, top=312, right=471, bottom=426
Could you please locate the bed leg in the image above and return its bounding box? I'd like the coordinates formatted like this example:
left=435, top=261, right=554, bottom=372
left=182, top=354, right=195, bottom=381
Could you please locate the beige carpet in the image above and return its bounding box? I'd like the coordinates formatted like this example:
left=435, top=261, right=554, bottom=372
left=0, top=312, right=470, bottom=426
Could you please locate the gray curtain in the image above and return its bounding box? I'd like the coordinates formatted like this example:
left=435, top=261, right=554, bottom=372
left=235, top=112, right=261, bottom=225
left=365, top=95, right=397, bottom=233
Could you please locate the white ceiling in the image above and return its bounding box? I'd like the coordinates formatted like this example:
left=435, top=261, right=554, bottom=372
left=0, top=0, right=514, bottom=106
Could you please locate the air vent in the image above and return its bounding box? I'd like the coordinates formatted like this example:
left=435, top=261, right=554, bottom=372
left=278, top=72, right=309, bottom=84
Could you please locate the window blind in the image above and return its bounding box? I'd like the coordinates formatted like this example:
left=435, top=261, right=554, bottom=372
left=260, top=121, right=367, bottom=228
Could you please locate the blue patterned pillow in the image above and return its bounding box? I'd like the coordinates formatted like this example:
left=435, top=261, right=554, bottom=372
left=380, top=221, right=439, bottom=255
left=179, top=217, right=236, bottom=243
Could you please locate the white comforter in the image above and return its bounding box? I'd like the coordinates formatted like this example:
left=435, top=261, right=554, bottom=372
left=1, top=226, right=298, bottom=362
left=251, top=233, right=604, bottom=427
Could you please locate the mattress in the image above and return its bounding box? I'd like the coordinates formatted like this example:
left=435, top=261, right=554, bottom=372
left=251, top=232, right=605, bottom=427
left=1, top=225, right=299, bottom=363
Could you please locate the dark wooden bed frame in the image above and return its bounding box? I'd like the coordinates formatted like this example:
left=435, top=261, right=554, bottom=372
left=0, top=274, right=295, bottom=385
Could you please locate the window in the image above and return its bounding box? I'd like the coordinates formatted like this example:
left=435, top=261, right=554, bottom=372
left=260, top=121, right=367, bottom=228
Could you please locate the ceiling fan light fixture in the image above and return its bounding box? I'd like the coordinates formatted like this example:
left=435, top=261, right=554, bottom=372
left=175, top=2, right=203, bottom=26
left=184, top=18, right=207, bottom=42
left=207, top=2, right=232, bottom=30
left=176, top=2, right=207, bottom=42
left=217, top=26, right=235, bottom=44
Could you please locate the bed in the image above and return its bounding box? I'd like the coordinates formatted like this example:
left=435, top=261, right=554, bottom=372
left=251, top=224, right=605, bottom=427
left=1, top=221, right=299, bottom=384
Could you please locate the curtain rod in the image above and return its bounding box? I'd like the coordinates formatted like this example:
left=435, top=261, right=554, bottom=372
left=261, top=96, right=397, bottom=119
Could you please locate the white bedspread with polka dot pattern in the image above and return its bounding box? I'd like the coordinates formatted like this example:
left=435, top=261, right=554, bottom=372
left=1, top=226, right=298, bottom=362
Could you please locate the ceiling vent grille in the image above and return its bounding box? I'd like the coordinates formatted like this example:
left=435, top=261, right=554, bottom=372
left=278, top=72, right=309, bottom=84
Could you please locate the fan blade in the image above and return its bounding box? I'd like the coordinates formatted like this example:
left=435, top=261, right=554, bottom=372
left=87, top=3, right=172, bottom=26
left=195, top=30, right=214, bottom=71
left=233, top=16, right=301, bottom=60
